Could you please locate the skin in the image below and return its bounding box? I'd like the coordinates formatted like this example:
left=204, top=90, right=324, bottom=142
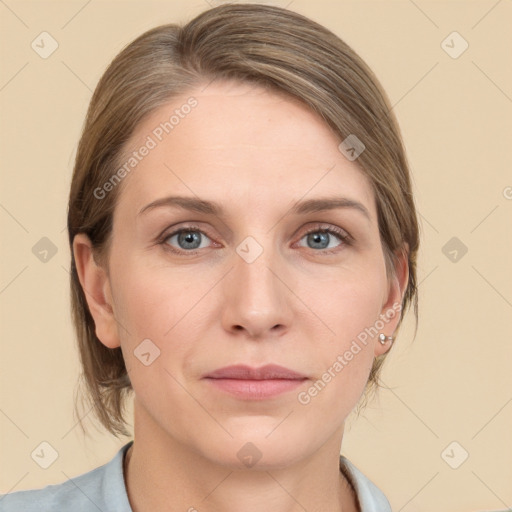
left=74, top=79, right=408, bottom=512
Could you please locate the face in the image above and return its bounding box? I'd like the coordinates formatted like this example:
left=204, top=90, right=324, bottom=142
left=75, top=80, right=406, bottom=468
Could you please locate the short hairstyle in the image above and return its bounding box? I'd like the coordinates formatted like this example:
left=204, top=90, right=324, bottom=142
left=67, top=3, right=420, bottom=438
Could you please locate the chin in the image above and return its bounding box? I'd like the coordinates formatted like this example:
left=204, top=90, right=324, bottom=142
left=195, top=429, right=309, bottom=471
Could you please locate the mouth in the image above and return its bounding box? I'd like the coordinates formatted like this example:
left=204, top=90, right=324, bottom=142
left=202, top=364, right=308, bottom=400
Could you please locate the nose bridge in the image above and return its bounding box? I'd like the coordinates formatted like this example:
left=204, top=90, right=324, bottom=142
left=222, top=233, right=291, bottom=336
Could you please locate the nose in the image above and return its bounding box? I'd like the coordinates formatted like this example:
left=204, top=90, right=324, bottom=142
left=221, top=241, right=293, bottom=339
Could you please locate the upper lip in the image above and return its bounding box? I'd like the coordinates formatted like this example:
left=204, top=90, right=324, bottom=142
left=204, top=364, right=307, bottom=380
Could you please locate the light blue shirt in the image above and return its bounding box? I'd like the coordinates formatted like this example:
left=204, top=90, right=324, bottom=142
left=0, top=441, right=392, bottom=511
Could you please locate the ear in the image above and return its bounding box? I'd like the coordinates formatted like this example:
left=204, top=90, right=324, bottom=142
left=72, top=233, right=120, bottom=349
left=374, top=245, right=409, bottom=357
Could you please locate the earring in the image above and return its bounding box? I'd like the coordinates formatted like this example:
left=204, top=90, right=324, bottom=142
left=378, top=333, right=394, bottom=345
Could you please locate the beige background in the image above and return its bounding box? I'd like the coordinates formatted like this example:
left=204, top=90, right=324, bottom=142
left=1, top=1, right=511, bottom=511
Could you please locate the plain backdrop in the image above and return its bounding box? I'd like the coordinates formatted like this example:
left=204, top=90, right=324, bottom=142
left=1, top=1, right=511, bottom=511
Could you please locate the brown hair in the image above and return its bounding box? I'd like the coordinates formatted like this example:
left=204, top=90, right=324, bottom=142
left=68, top=3, right=420, bottom=438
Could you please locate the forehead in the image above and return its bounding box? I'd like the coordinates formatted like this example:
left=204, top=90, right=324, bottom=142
left=113, top=80, right=375, bottom=221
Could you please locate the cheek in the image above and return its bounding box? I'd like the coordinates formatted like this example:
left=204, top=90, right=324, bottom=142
left=302, top=260, right=386, bottom=388
left=111, top=250, right=197, bottom=338
left=297, top=277, right=384, bottom=420
left=307, top=259, right=387, bottom=341
left=110, top=257, right=211, bottom=387
left=111, top=264, right=195, bottom=409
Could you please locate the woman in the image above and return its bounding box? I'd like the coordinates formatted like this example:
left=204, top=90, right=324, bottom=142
left=0, top=3, right=419, bottom=511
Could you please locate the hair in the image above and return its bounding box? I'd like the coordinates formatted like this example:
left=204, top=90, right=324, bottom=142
left=67, top=3, right=420, bottom=438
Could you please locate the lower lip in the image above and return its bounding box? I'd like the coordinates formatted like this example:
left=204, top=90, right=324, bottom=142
left=204, top=378, right=307, bottom=400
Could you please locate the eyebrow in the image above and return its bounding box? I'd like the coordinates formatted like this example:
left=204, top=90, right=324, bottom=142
left=138, top=195, right=371, bottom=222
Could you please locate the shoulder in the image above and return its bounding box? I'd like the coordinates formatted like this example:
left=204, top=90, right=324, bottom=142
left=0, top=441, right=133, bottom=512
left=0, top=469, right=104, bottom=512
left=339, top=455, right=392, bottom=512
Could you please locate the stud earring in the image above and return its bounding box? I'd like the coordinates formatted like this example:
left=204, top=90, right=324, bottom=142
left=378, top=333, right=394, bottom=345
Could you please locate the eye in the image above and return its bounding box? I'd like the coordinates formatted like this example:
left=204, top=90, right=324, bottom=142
left=158, top=223, right=351, bottom=256
left=296, top=225, right=351, bottom=254
left=160, top=225, right=214, bottom=254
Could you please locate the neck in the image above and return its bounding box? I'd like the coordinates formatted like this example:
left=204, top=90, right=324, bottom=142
left=123, top=401, right=359, bottom=512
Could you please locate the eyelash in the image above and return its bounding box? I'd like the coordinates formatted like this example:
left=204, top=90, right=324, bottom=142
left=157, top=223, right=352, bottom=256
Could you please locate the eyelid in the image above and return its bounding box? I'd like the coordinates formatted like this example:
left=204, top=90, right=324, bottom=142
left=300, top=223, right=352, bottom=241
